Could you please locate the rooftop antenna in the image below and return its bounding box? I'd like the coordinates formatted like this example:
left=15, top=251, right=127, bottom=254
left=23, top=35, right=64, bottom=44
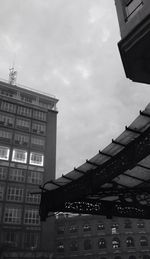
left=9, top=57, right=17, bottom=85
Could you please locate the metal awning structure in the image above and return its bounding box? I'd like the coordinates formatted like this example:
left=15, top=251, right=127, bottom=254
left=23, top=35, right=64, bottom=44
left=40, top=103, right=150, bottom=220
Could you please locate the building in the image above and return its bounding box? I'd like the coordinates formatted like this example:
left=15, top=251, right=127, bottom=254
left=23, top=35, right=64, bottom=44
left=115, top=0, right=150, bottom=84
left=0, top=77, right=58, bottom=258
left=54, top=213, right=150, bottom=259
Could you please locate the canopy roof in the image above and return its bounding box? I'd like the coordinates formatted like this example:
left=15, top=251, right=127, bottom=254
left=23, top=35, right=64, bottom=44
left=40, top=103, right=150, bottom=220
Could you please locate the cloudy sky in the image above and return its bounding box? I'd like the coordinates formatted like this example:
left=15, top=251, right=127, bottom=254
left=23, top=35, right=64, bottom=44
left=1, top=0, right=150, bottom=178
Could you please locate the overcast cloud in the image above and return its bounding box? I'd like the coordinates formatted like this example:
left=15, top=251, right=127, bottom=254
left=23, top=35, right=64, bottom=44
left=0, top=0, right=150, bottom=178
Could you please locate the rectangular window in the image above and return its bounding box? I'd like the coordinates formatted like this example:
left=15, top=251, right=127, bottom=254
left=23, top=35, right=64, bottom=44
left=0, top=146, right=10, bottom=160
left=14, top=133, right=29, bottom=147
left=9, top=168, right=26, bottom=182
left=16, top=118, right=30, bottom=131
left=4, top=207, right=22, bottom=224
left=31, top=136, right=45, bottom=149
left=24, top=232, right=39, bottom=249
left=17, top=106, right=32, bottom=117
left=27, top=171, right=43, bottom=185
left=0, top=184, right=5, bottom=200
left=0, top=101, right=16, bottom=113
left=7, top=186, right=24, bottom=202
left=125, top=0, right=143, bottom=19
left=0, top=114, right=14, bottom=128
left=4, top=231, right=17, bottom=246
left=24, top=209, right=40, bottom=225
left=0, top=129, right=12, bottom=143
left=29, top=152, right=44, bottom=166
left=26, top=190, right=40, bottom=204
left=32, top=122, right=46, bottom=135
left=12, top=149, right=27, bottom=163
left=0, top=166, right=8, bottom=180
left=33, top=110, right=46, bottom=121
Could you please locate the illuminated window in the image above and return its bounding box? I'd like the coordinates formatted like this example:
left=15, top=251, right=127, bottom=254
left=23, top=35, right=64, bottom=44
left=125, top=0, right=143, bottom=19
left=137, top=220, right=145, bottom=228
left=24, top=209, right=40, bottom=225
left=97, top=222, right=105, bottom=230
left=140, top=236, right=148, bottom=247
left=57, top=241, right=64, bottom=252
left=126, top=237, right=135, bottom=247
left=112, top=223, right=119, bottom=234
left=4, top=207, right=22, bottom=224
left=83, top=224, right=91, bottom=232
left=29, top=152, right=44, bottom=166
left=12, top=149, right=27, bottom=163
left=9, top=168, right=26, bottom=182
left=112, top=238, right=120, bottom=249
left=27, top=171, right=43, bottom=185
left=0, top=146, right=10, bottom=160
left=26, top=190, right=40, bottom=204
left=7, top=187, right=24, bottom=202
left=98, top=238, right=106, bottom=249
left=0, top=167, right=8, bottom=180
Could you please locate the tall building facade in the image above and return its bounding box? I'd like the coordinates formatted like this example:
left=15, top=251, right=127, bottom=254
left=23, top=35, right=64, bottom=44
left=54, top=213, right=150, bottom=259
left=0, top=79, right=58, bottom=258
left=115, top=0, right=150, bottom=84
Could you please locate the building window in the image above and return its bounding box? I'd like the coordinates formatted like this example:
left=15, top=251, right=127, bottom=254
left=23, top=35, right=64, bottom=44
left=124, top=219, right=132, bottom=229
left=26, top=190, right=40, bottom=204
left=97, top=222, right=105, bottom=230
left=7, top=186, right=24, bottom=202
left=98, top=238, right=106, bottom=249
left=20, top=93, right=35, bottom=104
left=0, top=129, right=12, bottom=143
left=27, top=171, right=43, bottom=185
left=84, top=239, right=92, bottom=250
left=83, top=224, right=91, bottom=232
left=0, top=146, right=10, bottom=160
left=56, top=242, right=64, bottom=253
left=0, top=113, right=14, bottom=128
left=24, top=232, right=39, bottom=249
left=3, top=231, right=18, bottom=247
left=32, top=122, right=46, bottom=135
left=0, top=166, right=8, bottom=180
left=33, top=110, right=46, bottom=121
left=16, top=117, right=30, bottom=131
left=69, top=225, right=78, bottom=233
left=137, top=220, right=145, bottom=228
left=57, top=225, right=65, bottom=234
left=112, top=223, right=119, bottom=234
left=29, top=152, right=44, bottom=166
left=70, top=240, right=78, bottom=251
left=31, top=136, right=45, bottom=149
left=0, top=184, right=5, bottom=200
left=140, top=236, right=148, bottom=247
left=4, top=207, right=21, bottom=224
left=125, top=0, right=143, bottom=19
left=0, top=101, right=16, bottom=113
left=9, top=168, right=26, bottom=182
left=14, top=133, right=29, bottom=147
left=126, top=237, right=135, bottom=247
left=24, top=209, right=40, bottom=225
left=17, top=106, right=32, bottom=117
left=128, top=256, right=136, bottom=259
left=12, top=149, right=27, bottom=163
left=112, top=238, right=120, bottom=249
